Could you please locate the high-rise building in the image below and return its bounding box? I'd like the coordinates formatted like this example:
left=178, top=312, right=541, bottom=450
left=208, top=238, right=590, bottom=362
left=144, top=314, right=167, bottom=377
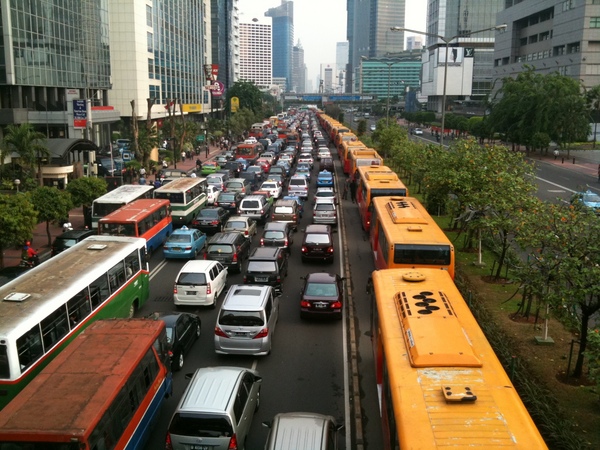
left=406, top=36, right=423, bottom=51
left=109, top=0, right=210, bottom=120
left=292, top=42, right=306, bottom=93
left=421, top=0, right=504, bottom=114
left=211, top=0, right=240, bottom=90
left=239, top=22, right=272, bottom=89
left=494, top=1, right=600, bottom=91
left=265, top=1, right=293, bottom=92
left=360, top=56, right=421, bottom=102
left=347, top=0, right=406, bottom=92
left=336, top=42, right=349, bottom=93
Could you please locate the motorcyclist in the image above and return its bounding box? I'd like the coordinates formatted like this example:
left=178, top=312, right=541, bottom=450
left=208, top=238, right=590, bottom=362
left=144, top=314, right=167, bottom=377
left=22, top=241, right=39, bottom=266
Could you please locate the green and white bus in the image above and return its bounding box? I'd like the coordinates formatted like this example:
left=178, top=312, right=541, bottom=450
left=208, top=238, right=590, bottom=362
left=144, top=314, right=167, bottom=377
left=91, top=184, right=155, bottom=229
left=153, top=177, right=207, bottom=226
left=0, top=235, right=150, bottom=410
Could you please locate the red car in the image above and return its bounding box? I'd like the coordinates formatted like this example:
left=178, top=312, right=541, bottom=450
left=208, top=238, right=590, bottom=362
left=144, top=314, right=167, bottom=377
left=256, top=158, right=272, bottom=173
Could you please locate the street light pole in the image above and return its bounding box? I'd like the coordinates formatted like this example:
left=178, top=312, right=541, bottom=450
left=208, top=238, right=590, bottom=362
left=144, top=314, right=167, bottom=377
left=386, top=63, right=392, bottom=125
left=391, top=24, right=507, bottom=147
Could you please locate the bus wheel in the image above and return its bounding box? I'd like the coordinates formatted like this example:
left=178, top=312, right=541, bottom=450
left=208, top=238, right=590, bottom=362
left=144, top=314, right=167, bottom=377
left=128, top=302, right=136, bottom=318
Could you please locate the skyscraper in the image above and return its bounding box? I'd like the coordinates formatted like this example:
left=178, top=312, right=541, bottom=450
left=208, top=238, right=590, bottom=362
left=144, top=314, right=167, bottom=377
left=336, top=41, right=349, bottom=92
left=239, top=22, right=272, bottom=89
left=211, top=0, right=240, bottom=90
left=265, top=1, right=293, bottom=92
left=292, top=42, right=306, bottom=93
left=347, top=0, right=406, bottom=92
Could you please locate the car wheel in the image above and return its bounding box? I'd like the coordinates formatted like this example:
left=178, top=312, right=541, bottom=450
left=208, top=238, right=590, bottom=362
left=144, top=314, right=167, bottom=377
left=175, top=352, right=184, bottom=371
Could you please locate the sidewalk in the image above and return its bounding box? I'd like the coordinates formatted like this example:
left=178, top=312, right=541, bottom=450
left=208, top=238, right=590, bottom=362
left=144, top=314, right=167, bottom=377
left=2, top=143, right=223, bottom=268
left=530, top=148, right=600, bottom=179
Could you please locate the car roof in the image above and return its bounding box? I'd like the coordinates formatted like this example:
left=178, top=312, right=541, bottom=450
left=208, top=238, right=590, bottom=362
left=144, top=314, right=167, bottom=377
left=264, top=221, right=290, bottom=231
left=172, top=226, right=197, bottom=234
left=180, top=260, right=218, bottom=272
left=55, top=229, right=96, bottom=240
left=249, top=246, right=282, bottom=259
left=305, top=224, right=331, bottom=234
left=152, top=312, right=196, bottom=327
left=306, top=272, right=337, bottom=283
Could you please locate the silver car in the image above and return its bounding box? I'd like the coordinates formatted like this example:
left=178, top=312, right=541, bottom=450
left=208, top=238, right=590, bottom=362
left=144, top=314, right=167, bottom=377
left=214, top=285, right=279, bottom=356
left=313, top=198, right=338, bottom=225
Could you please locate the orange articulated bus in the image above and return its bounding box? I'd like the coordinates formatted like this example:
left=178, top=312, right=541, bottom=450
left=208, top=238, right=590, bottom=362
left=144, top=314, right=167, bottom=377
left=355, top=165, right=408, bottom=232
left=334, top=131, right=358, bottom=157
left=347, top=148, right=384, bottom=177
left=369, top=196, right=454, bottom=278
left=0, top=319, right=172, bottom=450
left=370, top=268, right=548, bottom=449
left=340, top=141, right=368, bottom=174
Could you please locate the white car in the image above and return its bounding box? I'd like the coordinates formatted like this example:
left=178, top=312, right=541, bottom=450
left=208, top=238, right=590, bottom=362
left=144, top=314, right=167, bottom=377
left=317, top=149, right=332, bottom=161
left=414, top=128, right=423, bottom=135
left=260, top=180, right=283, bottom=199
left=298, top=153, right=314, bottom=168
left=173, top=260, right=228, bottom=307
left=206, top=185, right=219, bottom=205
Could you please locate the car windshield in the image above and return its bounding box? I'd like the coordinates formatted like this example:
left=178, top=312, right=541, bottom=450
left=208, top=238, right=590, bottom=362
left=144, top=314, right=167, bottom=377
left=305, top=282, right=338, bottom=297
left=207, top=244, right=233, bottom=254
left=242, top=200, right=260, bottom=208
left=290, top=179, right=306, bottom=186
left=168, top=234, right=192, bottom=243
left=225, top=221, right=246, bottom=229
left=316, top=203, right=335, bottom=211
left=275, top=206, right=293, bottom=214
left=219, top=310, right=264, bottom=326
left=219, top=194, right=237, bottom=202
left=317, top=191, right=334, bottom=198
left=582, top=192, right=600, bottom=203
left=263, top=231, right=285, bottom=239
left=305, top=234, right=330, bottom=244
left=177, top=272, right=207, bottom=285
left=199, top=209, right=219, bottom=217
left=247, top=261, right=277, bottom=272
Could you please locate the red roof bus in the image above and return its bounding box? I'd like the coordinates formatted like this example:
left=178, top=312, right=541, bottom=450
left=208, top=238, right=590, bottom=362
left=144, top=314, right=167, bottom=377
left=355, top=165, right=408, bottom=232
left=370, top=268, right=547, bottom=449
left=347, top=148, right=383, bottom=176
left=369, top=196, right=454, bottom=278
left=0, top=319, right=172, bottom=450
left=99, top=199, right=173, bottom=254
left=234, top=142, right=262, bottom=163
left=0, top=236, right=150, bottom=410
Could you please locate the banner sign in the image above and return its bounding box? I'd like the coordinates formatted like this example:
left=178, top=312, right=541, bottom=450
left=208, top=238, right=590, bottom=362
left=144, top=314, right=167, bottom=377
left=73, top=100, right=87, bottom=129
left=231, top=96, right=240, bottom=113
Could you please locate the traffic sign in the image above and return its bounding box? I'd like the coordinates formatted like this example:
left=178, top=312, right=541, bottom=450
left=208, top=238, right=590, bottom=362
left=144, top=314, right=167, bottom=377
left=196, top=134, right=205, bottom=143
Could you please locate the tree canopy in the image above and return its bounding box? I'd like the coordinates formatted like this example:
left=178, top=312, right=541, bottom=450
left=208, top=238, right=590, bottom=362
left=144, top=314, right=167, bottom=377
left=0, top=194, right=38, bottom=268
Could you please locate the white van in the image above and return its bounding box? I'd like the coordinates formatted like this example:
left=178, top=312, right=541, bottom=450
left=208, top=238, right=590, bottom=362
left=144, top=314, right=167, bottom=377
left=288, top=175, right=309, bottom=199
left=166, top=366, right=262, bottom=450
left=263, top=412, right=343, bottom=450
left=173, top=260, right=228, bottom=307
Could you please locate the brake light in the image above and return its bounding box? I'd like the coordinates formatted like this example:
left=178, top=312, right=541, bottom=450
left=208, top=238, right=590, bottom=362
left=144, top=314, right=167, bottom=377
left=185, top=246, right=192, bottom=250
left=173, top=284, right=177, bottom=294
left=332, top=301, right=343, bottom=309
left=272, top=214, right=275, bottom=220
left=165, top=432, right=173, bottom=450
left=211, top=220, right=219, bottom=225
left=284, top=238, right=288, bottom=246
left=260, top=209, right=264, bottom=214
left=206, top=282, right=212, bottom=295
left=228, top=434, right=238, bottom=450
left=243, top=275, right=247, bottom=282
left=328, top=246, right=334, bottom=253
left=203, top=252, right=207, bottom=259
left=244, top=229, right=249, bottom=235
left=260, top=238, right=264, bottom=245
left=292, top=215, right=297, bottom=221
left=214, top=326, right=228, bottom=338
left=301, top=246, right=307, bottom=253
left=232, top=252, right=238, bottom=262
left=253, top=328, right=269, bottom=339
left=300, top=300, right=311, bottom=308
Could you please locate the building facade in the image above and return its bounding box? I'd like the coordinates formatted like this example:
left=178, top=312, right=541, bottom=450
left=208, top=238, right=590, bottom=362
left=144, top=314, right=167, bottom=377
left=494, top=0, right=600, bottom=91
left=265, top=1, right=293, bottom=92
left=360, top=56, right=421, bottom=101
left=406, top=36, right=423, bottom=51
left=239, top=22, right=272, bottom=89
left=211, top=0, right=240, bottom=91
left=421, top=0, right=504, bottom=114
left=291, top=42, right=306, bottom=93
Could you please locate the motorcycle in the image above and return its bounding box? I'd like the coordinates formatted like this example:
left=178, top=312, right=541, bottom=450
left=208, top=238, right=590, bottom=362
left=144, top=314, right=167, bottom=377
left=20, top=254, right=40, bottom=268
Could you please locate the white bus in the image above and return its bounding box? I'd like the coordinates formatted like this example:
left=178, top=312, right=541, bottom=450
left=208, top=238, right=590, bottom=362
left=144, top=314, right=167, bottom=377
left=153, top=177, right=208, bottom=226
left=0, top=235, right=150, bottom=410
left=91, top=184, right=155, bottom=229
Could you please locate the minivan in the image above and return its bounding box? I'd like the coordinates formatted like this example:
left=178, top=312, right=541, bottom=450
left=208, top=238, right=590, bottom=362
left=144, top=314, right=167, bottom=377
left=238, top=195, right=272, bottom=224
left=204, top=231, right=251, bottom=273
left=271, top=199, right=301, bottom=230
left=173, top=260, right=228, bottom=307
left=263, top=412, right=343, bottom=450
left=166, top=366, right=262, bottom=450
left=214, top=284, right=280, bottom=356
left=226, top=177, right=252, bottom=197
left=244, top=247, right=288, bottom=293
left=287, top=176, right=309, bottom=200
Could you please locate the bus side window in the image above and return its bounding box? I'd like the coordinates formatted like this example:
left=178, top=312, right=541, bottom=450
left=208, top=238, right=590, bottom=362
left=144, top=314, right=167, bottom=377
left=40, top=305, right=69, bottom=350
left=108, top=263, right=126, bottom=293
left=67, top=289, right=92, bottom=329
left=137, top=220, right=146, bottom=236
left=16, top=325, right=44, bottom=371
left=125, top=250, right=141, bottom=277
left=90, top=274, right=110, bottom=309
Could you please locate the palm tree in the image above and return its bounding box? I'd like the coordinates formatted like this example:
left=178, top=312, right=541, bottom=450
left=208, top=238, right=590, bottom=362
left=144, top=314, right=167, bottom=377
left=3, top=123, right=49, bottom=184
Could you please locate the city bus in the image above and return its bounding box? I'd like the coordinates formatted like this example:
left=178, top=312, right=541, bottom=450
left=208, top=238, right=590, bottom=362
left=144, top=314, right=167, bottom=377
left=370, top=268, right=547, bottom=449
left=0, top=235, right=150, bottom=410
left=340, top=140, right=368, bottom=174
left=233, top=141, right=262, bottom=164
left=347, top=148, right=383, bottom=176
left=0, top=319, right=172, bottom=449
left=356, top=165, right=408, bottom=232
left=99, top=199, right=172, bottom=253
left=153, top=177, right=207, bottom=226
left=91, top=184, right=155, bottom=229
left=369, top=196, right=454, bottom=278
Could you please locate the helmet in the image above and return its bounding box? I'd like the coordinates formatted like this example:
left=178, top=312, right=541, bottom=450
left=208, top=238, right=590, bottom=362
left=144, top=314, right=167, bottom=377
left=25, top=241, right=31, bottom=246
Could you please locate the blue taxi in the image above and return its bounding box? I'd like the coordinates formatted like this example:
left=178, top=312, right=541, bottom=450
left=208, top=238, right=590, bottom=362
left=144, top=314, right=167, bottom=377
left=163, top=225, right=207, bottom=259
left=316, top=170, right=334, bottom=188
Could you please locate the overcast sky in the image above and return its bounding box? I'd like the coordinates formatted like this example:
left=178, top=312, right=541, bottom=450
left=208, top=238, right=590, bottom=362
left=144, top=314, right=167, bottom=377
left=238, top=0, right=427, bottom=83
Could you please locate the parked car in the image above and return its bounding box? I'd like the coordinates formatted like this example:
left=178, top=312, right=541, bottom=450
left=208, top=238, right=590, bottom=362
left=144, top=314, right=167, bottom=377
left=150, top=311, right=201, bottom=370
left=214, top=284, right=279, bottom=356
left=163, top=225, right=207, bottom=259
left=300, top=272, right=344, bottom=320
left=260, top=221, right=294, bottom=254
left=570, top=189, right=600, bottom=213
left=414, top=127, right=423, bottom=135
left=191, top=206, right=231, bottom=234
left=223, top=215, right=258, bottom=239
left=214, top=191, right=243, bottom=214
left=51, top=229, right=96, bottom=256
left=173, top=259, right=228, bottom=308
left=301, top=224, right=334, bottom=264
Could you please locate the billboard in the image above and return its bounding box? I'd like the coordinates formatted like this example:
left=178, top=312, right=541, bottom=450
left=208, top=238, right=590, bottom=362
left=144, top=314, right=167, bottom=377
left=73, top=100, right=87, bottom=129
left=438, top=47, right=464, bottom=64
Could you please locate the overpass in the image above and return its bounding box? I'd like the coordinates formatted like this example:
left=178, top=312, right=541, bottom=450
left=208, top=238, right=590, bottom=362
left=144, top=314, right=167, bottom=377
left=283, top=93, right=377, bottom=105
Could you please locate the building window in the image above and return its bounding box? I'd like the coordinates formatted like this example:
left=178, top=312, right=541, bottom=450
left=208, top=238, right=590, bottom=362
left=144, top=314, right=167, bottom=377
left=148, top=59, right=154, bottom=79
left=147, top=32, right=153, bottom=53
left=146, top=5, right=152, bottom=27
left=567, top=42, right=580, bottom=53
left=591, top=17, right=600, bottom=28
left=563, top=0, right=574, bottom=11
left=553, top=45, right=565, bottom=56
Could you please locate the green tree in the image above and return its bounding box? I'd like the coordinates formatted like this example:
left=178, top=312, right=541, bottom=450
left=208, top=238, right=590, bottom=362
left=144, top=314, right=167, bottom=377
left=356, top=119, right=367, bottom=137
left=3, top=123, right=50, bottom=185
left=372, top=122, right=406, bottom=158
left=229, top=107, right=258, bottom=141
left=30, top=187, right=73, bottom=247
left=585, top=85, right=600, bottom=148
left=0, top=194, right=38, bottom=268
left=66, top=177, right=107, bottom=228
left=226, top=81, right=264, bottom=116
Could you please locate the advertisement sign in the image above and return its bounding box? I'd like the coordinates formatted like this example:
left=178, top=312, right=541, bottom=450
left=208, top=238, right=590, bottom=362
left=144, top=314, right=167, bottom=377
left=66, top=88, right=80, bottom=101
left=208, top=81, right=225, bottom=97
left=204, top=64, right=213, bottom=82
left=182, top=103, right=202, bottom=113
left=438, top=47, right=464, bottom=64
left=73, top=100, right=87, bottom=129
left=211, top=64, right=219, bottom=80
left=231, top=96, right=240, bottom=113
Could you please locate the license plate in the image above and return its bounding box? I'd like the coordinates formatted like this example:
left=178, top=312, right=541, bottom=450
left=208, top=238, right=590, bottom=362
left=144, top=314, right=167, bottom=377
left=255, top=277, right=268, bottom=282
left=190, top=446, right=209, bottom=450
left=315, top=303, right=327, bottom=309
left=173, top=247, right=181, bottom=251
left=186, top=291, right=196, bottom=295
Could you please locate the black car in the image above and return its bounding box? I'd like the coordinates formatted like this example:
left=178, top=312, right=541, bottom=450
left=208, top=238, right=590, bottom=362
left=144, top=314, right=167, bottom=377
left=244, top=247, right=289, bottom=294
left=150, top=312, right=201, bottom=371
left=319, top=157, right=334, bottom=172
left=260, top=221, right=294, bottom=254
left=205, top=231, right=252, bottom=273
left=301, top=224, right=334, bottom=263
left=191, top=207, right=230, bottom=234
left=214, top=191, right=243, bottom=214
left=300, top=272, right=344, bottom=320
left=51, top=229, right=96, bottom=256
left=222, top=160, right=243, bottom=178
